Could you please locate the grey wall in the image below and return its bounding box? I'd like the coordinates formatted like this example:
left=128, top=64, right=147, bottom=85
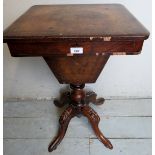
left=3, top=0, right=152, bottom=100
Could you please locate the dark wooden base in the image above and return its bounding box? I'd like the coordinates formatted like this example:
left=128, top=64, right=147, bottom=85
left=48, top=84, right=113, bottom=152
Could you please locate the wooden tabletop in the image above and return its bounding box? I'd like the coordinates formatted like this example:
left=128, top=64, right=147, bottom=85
left=4, top=4, right=149, bottom=42
left=3, top=4, right=150, bottom=83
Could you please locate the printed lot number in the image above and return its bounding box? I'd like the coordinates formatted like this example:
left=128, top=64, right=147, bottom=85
left=70, top=47, right=83, bottom=54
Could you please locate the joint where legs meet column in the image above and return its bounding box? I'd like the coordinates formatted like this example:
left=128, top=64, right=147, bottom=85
left=49, top=84, right=112, bottom=152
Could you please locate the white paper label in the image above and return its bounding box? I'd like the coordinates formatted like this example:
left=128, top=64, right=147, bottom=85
left=70, top=47, right=83, bottom=54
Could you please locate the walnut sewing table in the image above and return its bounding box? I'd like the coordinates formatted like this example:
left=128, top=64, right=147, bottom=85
left=4, top=4, right=149, bottom=152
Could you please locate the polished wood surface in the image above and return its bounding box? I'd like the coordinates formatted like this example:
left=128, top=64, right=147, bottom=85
left=48, top=84, right=113, bottom=152
left=4, top=4, right=149, bottom=56
left=44, top=55, right=110, bottom=84
left=6, top=40, right=144, bottom=57
left=3, top=4, right=149, bottom=153
left=4, top=4, right=149, bottom=40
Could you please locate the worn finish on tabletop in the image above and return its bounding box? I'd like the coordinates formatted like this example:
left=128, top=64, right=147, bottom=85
left=4, top=4, right=149, bottom=41
left=4, top=4, right=149, bottom=57
left=3, top=4, right=149, bottom=153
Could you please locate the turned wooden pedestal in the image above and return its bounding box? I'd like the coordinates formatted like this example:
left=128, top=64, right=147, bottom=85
left=4, top=4, right=149, bottom=153
left=48, top=84, right=113, bottom=152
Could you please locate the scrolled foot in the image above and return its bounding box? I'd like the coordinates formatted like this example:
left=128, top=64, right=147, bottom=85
left=48, top=106, right=75, bottom=152
left=86, top=91, right=105, bottom=105
left=82, top=105, right=113, bottom=149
